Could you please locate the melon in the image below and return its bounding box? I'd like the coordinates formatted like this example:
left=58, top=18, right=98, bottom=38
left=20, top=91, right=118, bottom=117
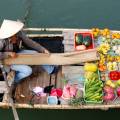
left=75, top=34, right=83, bottom=45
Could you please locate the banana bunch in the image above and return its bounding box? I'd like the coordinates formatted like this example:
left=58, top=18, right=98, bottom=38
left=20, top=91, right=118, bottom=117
left=107, top=62, right=117, bottom=71
left=100, top=28, right=110, bottom=38
left=112, top=33, right=120, bottom=39
left=105, top=80, right=116, bottom=88
left=97, top=43, right=110, bottom=54
left=99, top=54, right=106, bottom=64
left=98, top=54, right=107, bottom=71
left=114, top=56, right=120, bottom=62
left=91, top=28, right=100, bottom=38
left=106, top=55, right=120, bottom=62
left=84, top=71, right=99, bottom=80
left=91, top=28, right=110, bottom=38
left=107, top=55, right=115, bottom=62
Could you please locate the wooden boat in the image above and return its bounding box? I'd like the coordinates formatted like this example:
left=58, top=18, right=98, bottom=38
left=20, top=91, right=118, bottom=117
left=0, top=28, right=120, bottom=111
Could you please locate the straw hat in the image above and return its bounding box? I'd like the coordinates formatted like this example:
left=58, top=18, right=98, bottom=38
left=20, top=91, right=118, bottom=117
left=0, top=19, right=24, bottom=39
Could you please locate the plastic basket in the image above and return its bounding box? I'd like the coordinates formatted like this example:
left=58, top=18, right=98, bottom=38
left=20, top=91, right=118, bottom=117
left=74, top=32, right=94, bottom=51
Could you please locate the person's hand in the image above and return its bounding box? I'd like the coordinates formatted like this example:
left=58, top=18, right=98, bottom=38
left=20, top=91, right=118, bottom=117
left=44, top=49, right=50, bottom=54
left=8, top=52, right=17, bottom=58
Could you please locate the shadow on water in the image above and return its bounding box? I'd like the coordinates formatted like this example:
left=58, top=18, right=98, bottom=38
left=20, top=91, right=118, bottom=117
left=0, top=108, right=119, bottom=120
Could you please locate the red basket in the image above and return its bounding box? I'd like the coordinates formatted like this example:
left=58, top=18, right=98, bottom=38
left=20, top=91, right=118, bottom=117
left=74, top=32, right=94, bottom=51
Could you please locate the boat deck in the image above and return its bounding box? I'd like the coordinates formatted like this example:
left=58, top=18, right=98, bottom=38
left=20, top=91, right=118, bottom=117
left=15, top=36, right=64, bottom=104
left=15, top=66, right=63, bottom=104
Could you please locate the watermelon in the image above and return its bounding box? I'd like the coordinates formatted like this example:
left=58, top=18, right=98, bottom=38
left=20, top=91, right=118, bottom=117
left=75, top=34, right=83, bottom=45
left=83, top=35, right=92, bottom=47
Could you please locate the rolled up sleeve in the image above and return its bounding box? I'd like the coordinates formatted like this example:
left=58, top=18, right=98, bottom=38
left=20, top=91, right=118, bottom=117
left=18, top=31, right=46, bottom=53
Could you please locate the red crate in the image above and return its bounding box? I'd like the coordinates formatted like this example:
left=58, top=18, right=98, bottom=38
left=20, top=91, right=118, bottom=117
left=74, top=32, right=94, bottom=51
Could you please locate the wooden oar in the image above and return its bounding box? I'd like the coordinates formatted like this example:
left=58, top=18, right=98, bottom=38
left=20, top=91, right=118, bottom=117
left=3, top=49, right=99, bottom=65
left=0, top=63, right=19, bottom=120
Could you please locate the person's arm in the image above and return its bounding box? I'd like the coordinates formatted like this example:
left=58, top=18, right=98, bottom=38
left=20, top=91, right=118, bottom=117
left=0, top=52, right=16, bottom=60
left=0, top=40, right=17, bottom=60
left=0, top=40, right=5, bottom=60
left=18, top=31, right=50, bottom=53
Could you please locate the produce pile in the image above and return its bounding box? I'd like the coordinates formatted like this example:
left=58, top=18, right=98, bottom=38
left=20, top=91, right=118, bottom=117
left=92, top=28, right=120, bottom=103
left=66, top=28, right=120, bottom=105
left=48, top=28, right=120, bottom=106
left=71, top=28, right=120, bottom=105
left=84, top=63, right=103, bottom=103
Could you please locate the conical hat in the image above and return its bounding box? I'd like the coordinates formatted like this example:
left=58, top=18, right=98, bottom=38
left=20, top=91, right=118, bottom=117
left=0, top=19, right=24, bottom=39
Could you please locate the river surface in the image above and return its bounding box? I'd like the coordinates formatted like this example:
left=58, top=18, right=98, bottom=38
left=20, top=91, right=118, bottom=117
left=0, top=0, right=120, bottom=120
left=0, top=0, right=120, bottom=30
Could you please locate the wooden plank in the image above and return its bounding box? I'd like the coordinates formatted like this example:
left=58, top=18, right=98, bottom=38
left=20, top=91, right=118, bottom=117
left=62, top=30, right=94, bottom=52
left=24, top=28, right=92, bottom=32
left=2, top=93, right=9, bottom=103
left=64, top=44, right=74, bottom=52
left=62, top=66, right=84, bottom=75
left=1, top=102, right=120, bottom=110
left=15, top=66, right=62, bottom=104
left=0, top=81, right=7, bottom=93
left=27, top=34, right=63, bottom=38
left=62, top=66, right=84, bottom=84
left=24, top=28, right=120, bottom=34
left=3, top=49, right=99, bottom=65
